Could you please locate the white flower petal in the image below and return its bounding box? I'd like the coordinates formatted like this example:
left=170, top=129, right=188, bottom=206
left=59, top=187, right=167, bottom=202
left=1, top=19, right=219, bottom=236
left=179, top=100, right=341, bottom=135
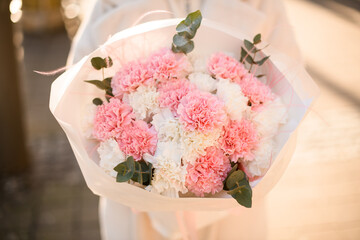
left=149, top=141, right=187, bottom=197
left=244, top=139, right=274, bottom=177
left=216, top=78, right=250, bottom=120
left=188, top=72, right=217, bottom=93
left=98, top=139, right=126, bottom=177
left=252, top=96, right=287, bottom=137
left=125, top=85, right=160, bottom=120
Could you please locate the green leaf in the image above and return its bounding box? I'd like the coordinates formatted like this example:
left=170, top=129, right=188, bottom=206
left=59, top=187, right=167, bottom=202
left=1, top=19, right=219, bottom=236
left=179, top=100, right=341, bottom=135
left=245, top=53, right=255, bottom=64
left=255, top=56, right=270, bottom=66
left=92, top=98, right=103, bottom=106
left=85, top=80, right=107, bottom=90
left=91, top=57, right=107, bottom=70
left=244, top=40, right=254, bottom=51
left=104, top=56, right=113, bottom=68
left=253, top=33, right=261, bottom=44
left=103, top=77, right=112, bottom=89
left=131, top=161, right=152, bottom=186
left=223, top=164, right=238, bottom=191
left=172, top=10, right=202, bottom=54
left=229, top=185, right=252, bottom=208
left=226, top=170, right=245, bottom=190
left=114, top=156, right=135, bottom=182
left=225, top=169, right=253, bottom=208
left=176, top=23, right=195, bottom=39
left=173, top=34, right=190, bottom=47
left=172, top=41, right=194, bottom=54
left=240, top=47, right=255, bottom=64
left=176, top=10, right=202, bottom=39
left=240, top=47, right=247, bottom=63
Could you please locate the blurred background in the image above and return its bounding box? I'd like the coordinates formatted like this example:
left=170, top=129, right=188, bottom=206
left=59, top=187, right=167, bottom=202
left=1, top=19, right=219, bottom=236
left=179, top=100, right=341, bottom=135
left=0, top=0, right=359, bottom=239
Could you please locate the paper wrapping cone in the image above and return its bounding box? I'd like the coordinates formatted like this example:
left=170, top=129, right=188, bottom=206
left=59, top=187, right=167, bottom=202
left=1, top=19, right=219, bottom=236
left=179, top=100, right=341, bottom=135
left=50, top=18, right=318, bottom=238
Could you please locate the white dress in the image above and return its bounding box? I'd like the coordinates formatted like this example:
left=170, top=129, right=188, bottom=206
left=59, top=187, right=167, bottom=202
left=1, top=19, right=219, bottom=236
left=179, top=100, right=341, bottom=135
left=67, top=1, right=302, bottom=239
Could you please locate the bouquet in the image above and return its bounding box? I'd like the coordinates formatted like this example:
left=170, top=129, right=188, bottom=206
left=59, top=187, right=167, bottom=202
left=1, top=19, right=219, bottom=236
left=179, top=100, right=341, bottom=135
left=50, top=11, right=318, bottom=211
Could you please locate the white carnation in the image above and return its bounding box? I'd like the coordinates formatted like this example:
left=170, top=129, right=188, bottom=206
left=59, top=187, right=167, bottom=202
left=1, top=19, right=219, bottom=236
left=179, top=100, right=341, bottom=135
left=252, top=96, right=287, bottom=137
left=188, top=52, right=209, bottom=73
left=181, top=128, right=221, bottom=164
left=124, top=85, right=160, bottom=120
left=216, top=78, right=250, bottom=120
left=151, top=108, right=182, bottom=143
left=188, top=72, right=217, bottom=93
left=81, top=103, right=97, bottom=138
left=97, top=139, right=126, bottom=178
left=244, top=139, right=274, bottom=178
left=148, top=142, right=187, bottom=197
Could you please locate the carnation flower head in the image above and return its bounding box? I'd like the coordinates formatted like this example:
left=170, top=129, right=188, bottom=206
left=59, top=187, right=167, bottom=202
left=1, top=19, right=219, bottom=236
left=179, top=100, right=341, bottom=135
left=93, top=98, right=134, bottom=141
left=219, top=119, right=259, bottom=162
left=158, top=78, right=195, bottom=114
left=124, top=85, right=160, bottom=120
left=151, top=108, right=182, bottom=143
left=243, top=138, right=274, bottom=179
left=216, top=78, right=250, bottom=121
left=239, top=74, right=274, bottom=108
left=148, top=142, right=187, bottom=197
left=148, top=48, right=192, bottom=83
left=111, top=60, right=154, bottom=95
left=177, top=91, right=227, bottom=133
left=98, top=138, right=126, bottom=178
left=251, top=96, right=287, bottom=138
left=180, top=128, right=221, bottom=164
left=208, top=52, right=247, bottom=83
left=186, top=146, right=231, bottom=197
left=188, top=72, right=217, bottom=93
left=116, top=120, right=157, bottom=160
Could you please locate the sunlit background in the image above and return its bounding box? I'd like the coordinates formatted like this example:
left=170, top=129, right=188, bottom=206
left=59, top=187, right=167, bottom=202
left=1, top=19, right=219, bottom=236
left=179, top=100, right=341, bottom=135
left=0, top=0, right=359, bottom=239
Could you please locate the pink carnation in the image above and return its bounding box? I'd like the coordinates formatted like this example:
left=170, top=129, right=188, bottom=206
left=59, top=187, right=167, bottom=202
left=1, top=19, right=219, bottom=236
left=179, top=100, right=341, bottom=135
left=239, top=74, right=274, bottom=108
left=148, top=48, right=191, bottom=83
left=208, top=52, right=247, bottom=83
left=186, top=147, right=231, bottom=197
left=116, top=120, right=157, bottom=160
left=93, top=98, right=134, bottom=141
left=158, top=79, right=195, bottom=114
left=111, top=60, right=154, bottom=95
left=177, top=91, right=227, bottom=133
left=219, top=119, right=259, bottom=162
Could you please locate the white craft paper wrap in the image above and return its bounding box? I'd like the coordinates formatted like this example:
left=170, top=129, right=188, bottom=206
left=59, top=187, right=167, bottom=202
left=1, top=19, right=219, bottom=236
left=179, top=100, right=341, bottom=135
left=50, top=19, right=318, bottom=212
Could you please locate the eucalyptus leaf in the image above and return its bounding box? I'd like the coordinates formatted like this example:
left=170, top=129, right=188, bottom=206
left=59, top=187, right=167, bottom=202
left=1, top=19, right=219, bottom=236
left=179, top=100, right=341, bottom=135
left=131, top=161, right=152, bottom=186
left=172, top=10, right=202, bottom=54
left=253, top=34, right=261, bottom=44
left=245, top=54, right=255, bottom=65
left=223, top=164, right=238, bottom=191
left=176, top=10, right=202, bottom=39
left=173, top=34, right=190, bottom=47
left=92, top=98, right=103, bottom=106
left=91, top=57, right=107, bottom=70
left=85, top=80, right=107, bottom=90
left=256, top=56, right=270, bottom=66
left=172, top=41, right=194, bottom=54
left=114, top=156, right=135, bottom=182
left=226, top=170, right=245, bottom=190
left=224, top=169, right=253, bottom=208
left=103, top=77, right=112, bottom=89
left=176, top=23, right=195, bottom=39
left=240, top=47, right=247, bottom=63
left=244, top=40, right=254, bottom=52
left=230, top=185, right=252, bottom=208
